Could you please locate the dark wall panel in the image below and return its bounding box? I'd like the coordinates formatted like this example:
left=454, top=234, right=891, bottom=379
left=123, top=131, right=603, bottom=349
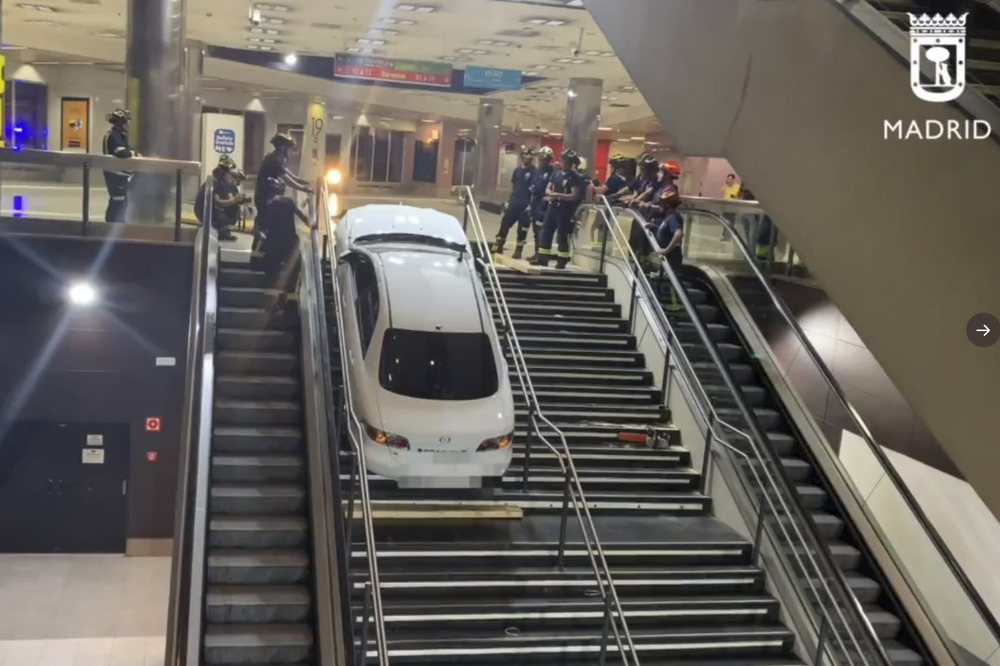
left=0, top=234, right=193, bottom=540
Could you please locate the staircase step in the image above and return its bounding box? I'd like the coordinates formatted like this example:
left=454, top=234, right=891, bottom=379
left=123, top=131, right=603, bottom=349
left=207, top=549, right=310, bottom=585
left=217, top=351, right=299, bottom=376
left=520, top=368, right=653, bottom=387
left=218, top=286, right=280, bottom=309
left=215, top=399, right=302, bottom=426
left=499, top=287, right=613, bottom=303
left=506, top=301, right=621, bottom=318
left=216, top=328, right=297, bottom=352
left=496, top=271, right=607, bottom=290
left=516, top=333, right=636, bottom=351
left=515, top=406, right=668, bottom=424
left=203, top=623, right=313, bottom=664
left=506, top=466, right=700, bottom=492
left=515, top=386, right=662, bottom=405
left=205, top=584, right=312, bottom=624
left=216, top=375, right=301, bottom=401
left=212, top=455, right=305, bottom=483
left=209, top=515, right=309, bottom=549
left=218, top=267, right=269, bottom=289
left=218, top=307, right=296, bottom=331
left=213, top=426, right=304, bottom=454
left=513, top=351, right=645, bottom=368
left=682, top=342, right=745, bottom=363
left=211, top=484, right=307, bottom=514
left=501, top=315, right=628, bottom=334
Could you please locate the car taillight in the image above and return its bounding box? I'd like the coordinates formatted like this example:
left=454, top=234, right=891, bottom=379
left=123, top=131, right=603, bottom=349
left=363, top=421, right=410, bottom=450
left=477, top=432, right=513, bottom=452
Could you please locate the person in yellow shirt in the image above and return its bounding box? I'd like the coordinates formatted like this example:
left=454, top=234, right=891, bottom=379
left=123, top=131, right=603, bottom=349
left=721, top=173, right=741, bottom=240
left=722, top=173, right=741, bottom=199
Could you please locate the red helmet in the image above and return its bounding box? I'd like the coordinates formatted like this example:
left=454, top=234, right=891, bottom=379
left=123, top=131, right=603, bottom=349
left=661, top=160, right=682, bottom=178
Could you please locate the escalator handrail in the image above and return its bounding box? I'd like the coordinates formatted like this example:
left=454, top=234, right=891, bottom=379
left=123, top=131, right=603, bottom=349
left=684, top=204, right=1000, bottom=646
left=459, top=185, right=640, bottom=666
left=322, top=189, right=391, bottom=666
left=301, top=184, right=349, bottom=666
left=591, top=197, right=891, bottom=666
left=165, top=178, right=218, bottom=666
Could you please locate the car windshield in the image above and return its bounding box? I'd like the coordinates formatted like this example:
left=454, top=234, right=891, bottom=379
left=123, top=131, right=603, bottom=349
left=355, top=232, right=466, bottom=255
left=379, top=328, right=498, bottom=401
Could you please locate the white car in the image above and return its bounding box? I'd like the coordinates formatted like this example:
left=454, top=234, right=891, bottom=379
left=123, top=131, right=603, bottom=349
left=333, top=204, right=515, bottom=489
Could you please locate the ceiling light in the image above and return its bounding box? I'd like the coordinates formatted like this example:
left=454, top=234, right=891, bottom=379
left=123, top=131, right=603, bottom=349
left=583, top=49, right=614, bottom=57
left=260, top=16, right=285, bottom=24
left=332, top=115, right=344, bottom=120
left=478, top=39, right=512, bottom=47
left=457, top=48, right=490, bottom=55
left=255, top=3, right=290, bottom=11
left=247, top=44, right=273, bottom=51
left=284, top=52, right=298, bottom=65
left=630, top=136, right=645, bottom=140
left=598, top=126, right=612, bottom=131
left=439, top=55, right=458, bottom=62
left=250, top=27, right=281, bottom=35
left=396, top=3, right=436, bottom=11
left=527, top=17, right=567, bottom=26
left=381, top=17, right=416, bottom=26
left=18, top=3, right=56, bottom=11
left=25, top=18, right=59, bottom=25
left=357, top=38, right=386, bottom=46
left=421, top=118, right=437, bottom=123
left=67, top=282, right=97, bottom=306
left=524, top=71, right=539, bottom=76
left=346, top=47, right=377, bottom=54
left=567, top=89, right=576, bottom=98
left=555, top=57, right=589, bottom=64
left=367, top=28, right=398, bottom=36
left=248, top=37, right=276, bottom=44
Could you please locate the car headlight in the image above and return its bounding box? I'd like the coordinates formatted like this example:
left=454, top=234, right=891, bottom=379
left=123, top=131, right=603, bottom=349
left=363, top=421, right=410, bottom=450
left=326, top=168, right=343, bottom=186
left=477, top=432, right=514, bottom=452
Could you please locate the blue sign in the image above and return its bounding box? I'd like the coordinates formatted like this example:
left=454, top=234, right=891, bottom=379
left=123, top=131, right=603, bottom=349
left=464, top=66, right=522, bottom=91
left=214, top=129, right=236, bottom=155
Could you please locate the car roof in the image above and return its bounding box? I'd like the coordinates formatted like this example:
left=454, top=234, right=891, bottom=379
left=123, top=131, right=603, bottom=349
left=374, top=249, right=487, bottom=334
left=342, top=204, right=469, bottom=248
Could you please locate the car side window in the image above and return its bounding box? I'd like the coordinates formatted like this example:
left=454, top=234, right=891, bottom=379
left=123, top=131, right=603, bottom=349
left=351, top=256, right=379, bottom=356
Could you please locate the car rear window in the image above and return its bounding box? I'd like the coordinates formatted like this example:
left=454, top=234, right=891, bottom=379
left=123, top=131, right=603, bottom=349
left=379, top=328, right=499, bottom=401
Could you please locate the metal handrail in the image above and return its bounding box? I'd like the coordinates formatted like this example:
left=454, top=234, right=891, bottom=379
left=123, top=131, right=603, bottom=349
left=460, top=185, right=640, bottom=666
left=164, top=178, right=218, bottom=666
left=0, top=147, right=202, bottom=175
left=588, top=197, right=892, bottom=666
left=685, top=205, right=1000, bottom=649
left=322, top=189, right=390, bottom=666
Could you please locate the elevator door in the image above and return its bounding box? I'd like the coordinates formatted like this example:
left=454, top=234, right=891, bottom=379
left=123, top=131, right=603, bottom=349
left=0, top=422, right=129, bottom=553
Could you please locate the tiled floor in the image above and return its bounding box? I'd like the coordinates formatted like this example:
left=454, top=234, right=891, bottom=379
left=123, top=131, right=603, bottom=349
left=0, top=555, right=171, bottom=666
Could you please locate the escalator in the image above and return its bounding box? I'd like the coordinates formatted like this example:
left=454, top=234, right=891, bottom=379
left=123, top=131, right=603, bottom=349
left=584, top=0, right=1000, bottom=521
left=165, top=186, right=342, bottom=666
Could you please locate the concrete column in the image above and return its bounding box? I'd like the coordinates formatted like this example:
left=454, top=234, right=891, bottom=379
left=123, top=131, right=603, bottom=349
left=564, top=78, right=603, bottom=173
left=302, top=98, right=327, bottom=189
left=473, top=98, right=503, bottom=198
left=125, top=0, right=187, bottom=222
left=183, top=40, right=204, bottom=163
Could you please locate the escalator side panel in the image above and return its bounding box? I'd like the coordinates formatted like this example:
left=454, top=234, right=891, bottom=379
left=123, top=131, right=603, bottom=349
left=586, top=0, right=1000, bottom=522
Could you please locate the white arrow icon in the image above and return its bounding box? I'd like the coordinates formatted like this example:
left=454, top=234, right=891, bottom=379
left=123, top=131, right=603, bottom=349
left=978, top=324, right=992, bottom=337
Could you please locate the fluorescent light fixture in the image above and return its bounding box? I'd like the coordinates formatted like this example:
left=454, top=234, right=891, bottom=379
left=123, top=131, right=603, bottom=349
left=524, top=71, right=539, bottom=76
left=284, top=52, right=298, bottom=65
left=457, top=48, right=490, bottom=55
left=567, top=89, right=576, bottom=98
left=250, top=27, right=281, bottom=35
left=439, top=55, right=458, bottom=62
left=630, top=136, right=645, bottom=140
left=357, top=38, right=386, bottom=46
left=260, top=16, right=285, bottom=24
left=381, top=17, right=416, bottom=26
left=247, top=44, right=273, bottom=51
left=346, top=47, right=377, bottom=54
left=528, top=17, right=567, bottom=26
left=248, top=37, right=276, bottom=43
left=67, top=282, right=97, bottom=306
left=478, top=39, right=512, bottom=47
left=598, top=126, right=612, bottom=131
left=421, top=118, right=438, bottom=123
left=255, top=3, right=290, bottom=11
left=396, top=3, right=436, bottom=11
left=555, top=57, right=589, bottom=64
left=367, top=28, right=398, bottom=36
left=18, top=3, right=56, bottom=11
left=583, top=49, right=615, bottom=57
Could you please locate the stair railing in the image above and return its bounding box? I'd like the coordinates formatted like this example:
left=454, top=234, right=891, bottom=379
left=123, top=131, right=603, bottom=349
left=585, top=197, right=892, bottom=666
left=460, top=186, right=640, bottom=666
left=682, top=204, right=1000, bottom=666
left=320, top=188, right=390, bottom=666
left=164, top=179, right=218, bottom=666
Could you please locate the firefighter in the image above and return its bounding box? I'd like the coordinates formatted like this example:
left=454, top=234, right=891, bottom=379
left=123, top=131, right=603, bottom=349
left=102, top=108, right=136, bottom=223
left=254, top=133, right=312, bottom=251
left=525, top=146, right=556, bottom=262
left=533, top=148, right=583, bottom=269
left=653, top=189, right=686, bottom=313
left=492, top=146, right=536, bottom=258
left=639, top=160, right=681, bottom=214
left=258, top=177, right=310, bottom=293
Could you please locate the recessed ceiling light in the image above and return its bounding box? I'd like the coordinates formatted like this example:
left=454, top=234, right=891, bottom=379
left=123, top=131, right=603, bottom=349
left=259, top=16, right=285, bottom=25
left=421, top=118, right=438, bottom=123
left=367, top=28, right=398, bottom=36
left=346, top=46, right=377, bottom=54
left=18, top=3, right=56, bottom=10
left=380, top=17, right=416, bottom=26
left=478, top=39, right=512, bottom=47
left=255, top=3, right=290, bottom=11
left=555, top=57, right=589, bottom=64
left=457, top=48, right=490, bottom=55
left=439, top=55, right=458, bottom=62
left=250, top=27, right=281, bottom=35
left=26, top=18, right=60, bottom=25
left=524, top=71, right=539, bottom=76
left=246, top=44, right=273, bottom=51
left=357, top=38, right=386, bottom=46
left=396, top=3, right=436, bottom=11
left=583, top=49, right=614, bottom=57
left=630, top=136, right=645, bottom=140
left=248, top=37, right=276, bottom=44
left=598, top=126, right=612, bottom=131
left=332, top=115, right=344, bottom=120
left=527, top=17, right=567, bottom=26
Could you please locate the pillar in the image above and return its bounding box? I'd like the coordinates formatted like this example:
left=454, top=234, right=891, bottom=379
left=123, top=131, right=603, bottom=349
left=183, top=40, right=205, bottom=163
left=125, top=0, right=186, bottom=223
left=473, top=98, right=503, bottom=198
left=564, top=78, right=603, bottom=174
left=301, top=99, right=328, bottom=189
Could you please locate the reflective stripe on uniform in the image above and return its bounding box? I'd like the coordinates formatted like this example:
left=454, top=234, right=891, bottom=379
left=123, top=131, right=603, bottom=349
left=538, top=247, right=552, bottom=255
left=109, top=195, right=126, bottom=201
left=558, top=251, right=572, bottom=258
left=114, top=147, right=130, bottom=156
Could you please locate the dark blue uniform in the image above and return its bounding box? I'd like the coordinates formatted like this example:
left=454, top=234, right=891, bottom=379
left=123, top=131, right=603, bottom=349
left=493, top=165, right=536, bottom=254
left=604, top=173, right=628, bottom=204
left=102, top=126, right=134, bottom=222
left=656, top=211, right=685, bottom=311
left=528, top=164, right=556, bottom=247
left=537, top=168, right=583, bottom=268
left=254, top=150, right=288, bottom=250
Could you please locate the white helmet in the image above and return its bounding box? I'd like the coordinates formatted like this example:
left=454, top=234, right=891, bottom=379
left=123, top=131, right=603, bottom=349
left=578, top=157, right=588, bottom=172
left=537, top=146, right=555, bottom=160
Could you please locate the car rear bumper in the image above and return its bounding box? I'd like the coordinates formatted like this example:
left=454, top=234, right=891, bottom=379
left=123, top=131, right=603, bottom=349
left=363, top=439, right=513, bottom=489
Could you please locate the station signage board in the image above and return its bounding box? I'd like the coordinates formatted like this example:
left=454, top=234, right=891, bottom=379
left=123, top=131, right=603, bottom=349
left=464, top=66, right=522, bottom=91
left=335, top=54, right=453, bottom=87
